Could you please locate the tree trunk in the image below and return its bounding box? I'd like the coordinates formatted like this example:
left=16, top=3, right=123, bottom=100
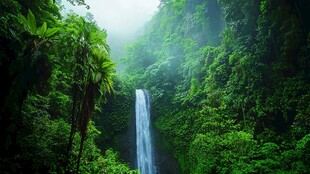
left=76, top=134, right=85, bottom=174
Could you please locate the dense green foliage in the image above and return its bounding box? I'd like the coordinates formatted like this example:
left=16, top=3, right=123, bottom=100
left=94, top=76, right=135, bottom=150
left=123, top=0, right=310, bottom=173
left=0, top=0, right=137, bottom=173
left=2, top=0, right=310, bottom=173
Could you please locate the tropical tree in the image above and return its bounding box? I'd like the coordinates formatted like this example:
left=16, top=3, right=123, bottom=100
left=61, top=14, right=115, bottom=173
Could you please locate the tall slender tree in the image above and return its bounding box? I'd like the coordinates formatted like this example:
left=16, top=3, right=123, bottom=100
left=61, top=14, right=115, bottom=173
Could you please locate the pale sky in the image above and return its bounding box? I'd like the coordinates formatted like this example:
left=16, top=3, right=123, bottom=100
left=62, top=0, right=160, bottom=35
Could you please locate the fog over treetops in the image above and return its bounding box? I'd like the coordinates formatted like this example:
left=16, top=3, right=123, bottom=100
left=62, top=0, right=160, bottom=72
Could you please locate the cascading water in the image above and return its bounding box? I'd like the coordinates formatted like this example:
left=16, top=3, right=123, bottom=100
left=135, top=89, right=156, bottom=174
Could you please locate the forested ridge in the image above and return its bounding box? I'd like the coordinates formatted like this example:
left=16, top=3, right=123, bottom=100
left=122, top=0, right=310, bottom=173
left=1, top=0, right=310, bottom=173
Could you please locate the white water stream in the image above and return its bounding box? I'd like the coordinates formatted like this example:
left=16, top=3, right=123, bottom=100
left=135, top=89, right=156, bottom=174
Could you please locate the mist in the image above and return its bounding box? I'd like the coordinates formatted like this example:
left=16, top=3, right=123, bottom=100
left=61, top=0, right=160, bottom=72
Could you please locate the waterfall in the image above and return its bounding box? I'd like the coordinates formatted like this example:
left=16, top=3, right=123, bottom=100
left=135, top=89, right=156, bottom=174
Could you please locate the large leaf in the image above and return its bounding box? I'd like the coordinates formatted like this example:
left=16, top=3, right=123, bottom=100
left=19, top=15, right=29, bottom=30
left=37, top=22, right=47, bottom=37
left=101, top=61, right=115, bottom=70
left=45, top=28, right=60, bottom=38
left=27, top=9, right=37, bottom=34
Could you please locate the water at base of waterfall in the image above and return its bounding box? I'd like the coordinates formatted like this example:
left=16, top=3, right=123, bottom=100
left=135, top=89, right=156, bottom=174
